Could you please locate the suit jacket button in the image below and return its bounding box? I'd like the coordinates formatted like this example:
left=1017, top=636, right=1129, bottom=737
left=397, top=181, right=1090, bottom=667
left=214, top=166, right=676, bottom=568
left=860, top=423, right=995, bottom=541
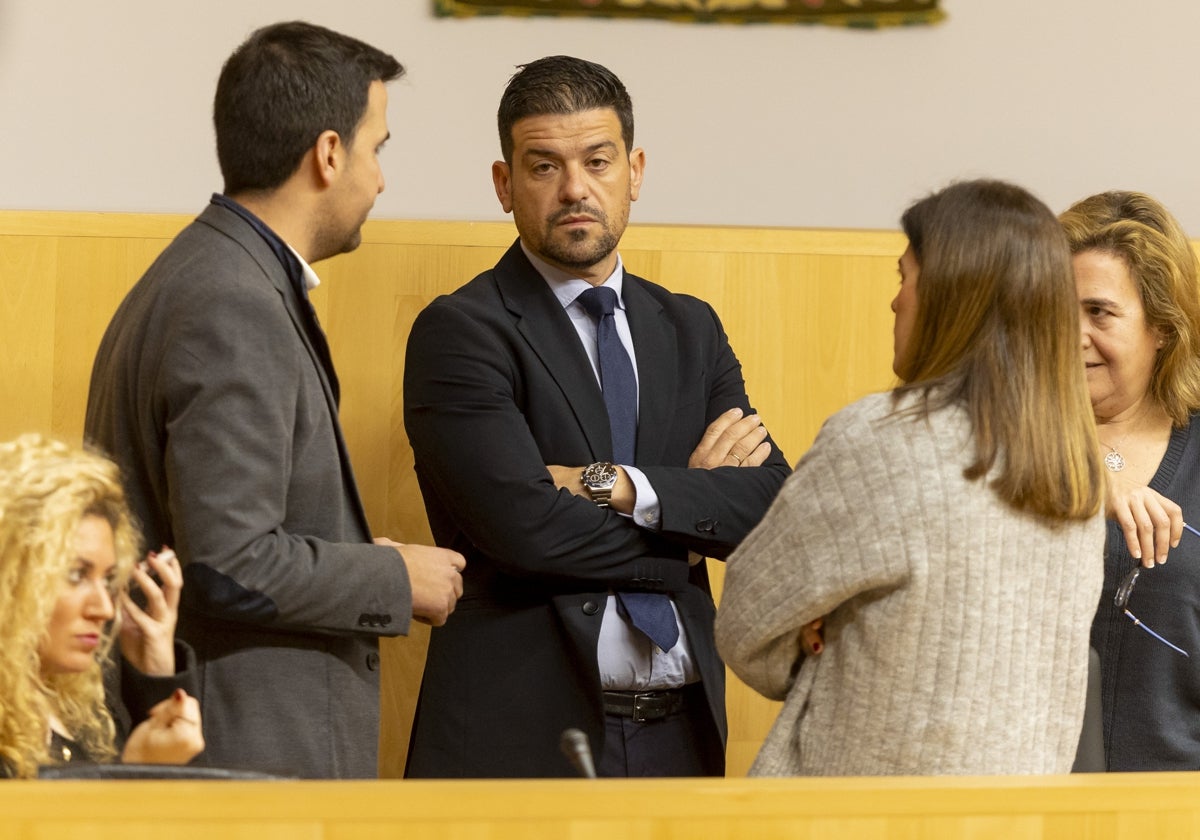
left=381, top=614, right=392, bottom=625
left=582, top=600, right=600, bottom=616
left=366, top=652, right=381, bottom=671
left=695, top=519, right=714, bottom=533
left=357, top=613, right=371, bottom=627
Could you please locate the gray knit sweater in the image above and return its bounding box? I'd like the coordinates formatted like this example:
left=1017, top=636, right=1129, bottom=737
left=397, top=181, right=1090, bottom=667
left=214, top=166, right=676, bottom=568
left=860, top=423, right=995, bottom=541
left=716, top=392, right=1105, bottom=776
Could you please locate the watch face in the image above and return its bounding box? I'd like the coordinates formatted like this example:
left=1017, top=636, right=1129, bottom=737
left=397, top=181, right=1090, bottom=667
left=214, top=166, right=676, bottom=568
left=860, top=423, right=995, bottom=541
left=582, top=462, right=618, bottom=488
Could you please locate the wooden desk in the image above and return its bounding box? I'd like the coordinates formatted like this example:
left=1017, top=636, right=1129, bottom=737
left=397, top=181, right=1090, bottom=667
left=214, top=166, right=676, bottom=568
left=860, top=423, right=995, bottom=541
left=3, top=774, right=1199, bottom=839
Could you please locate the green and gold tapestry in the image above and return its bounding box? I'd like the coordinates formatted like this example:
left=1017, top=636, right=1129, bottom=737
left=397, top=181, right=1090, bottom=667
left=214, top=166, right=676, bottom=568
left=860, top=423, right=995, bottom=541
left=434, top=0, right=945, bottom=28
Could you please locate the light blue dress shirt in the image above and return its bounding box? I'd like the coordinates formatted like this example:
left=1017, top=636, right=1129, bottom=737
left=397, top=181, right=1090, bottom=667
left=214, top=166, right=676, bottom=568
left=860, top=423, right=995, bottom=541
left=521, top=242, right=697, bottom=690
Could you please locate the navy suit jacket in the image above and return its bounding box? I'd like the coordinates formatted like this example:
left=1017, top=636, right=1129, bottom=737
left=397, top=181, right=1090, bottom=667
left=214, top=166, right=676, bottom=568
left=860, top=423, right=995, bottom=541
left=403, top=241, right=790, bottom=777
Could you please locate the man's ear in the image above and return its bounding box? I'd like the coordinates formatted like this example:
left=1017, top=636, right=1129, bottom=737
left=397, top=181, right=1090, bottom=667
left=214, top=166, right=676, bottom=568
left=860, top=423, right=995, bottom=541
left=628, top=147, right=645, bottom=202
left=492, top=160, right=514, bottom=213
left=313, top=129, right=343, bottom=188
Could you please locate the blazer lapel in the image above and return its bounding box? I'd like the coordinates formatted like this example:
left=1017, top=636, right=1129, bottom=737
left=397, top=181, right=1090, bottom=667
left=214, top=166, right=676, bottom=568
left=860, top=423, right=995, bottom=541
left=199, top=205, right=341, bottom=409
left=198, top=204, right=372, bottom=535
left=494, top=243, right=614, bottom=461
left=623, top=275, right=677, bottom=466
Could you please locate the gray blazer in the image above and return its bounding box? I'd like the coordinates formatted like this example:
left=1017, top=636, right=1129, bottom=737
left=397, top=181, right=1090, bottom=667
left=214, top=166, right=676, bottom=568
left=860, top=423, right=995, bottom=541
left=85, top=202, right=412, bottom=778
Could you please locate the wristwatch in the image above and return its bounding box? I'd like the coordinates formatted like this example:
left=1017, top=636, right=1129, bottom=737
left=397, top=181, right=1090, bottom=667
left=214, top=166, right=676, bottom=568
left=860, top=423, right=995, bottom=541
left=580, top=462, right=619, bottom=508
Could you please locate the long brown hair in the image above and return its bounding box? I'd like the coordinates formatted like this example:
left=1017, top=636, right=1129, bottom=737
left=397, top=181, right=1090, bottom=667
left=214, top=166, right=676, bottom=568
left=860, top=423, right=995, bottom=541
left=1059, top=191, right=1200, bottom=427
left=896, top=179, right=1104, bottom=520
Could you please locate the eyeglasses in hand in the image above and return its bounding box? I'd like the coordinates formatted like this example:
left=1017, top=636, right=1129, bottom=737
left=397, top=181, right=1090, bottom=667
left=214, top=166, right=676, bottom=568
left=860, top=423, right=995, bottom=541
left=1112, top=521, right=1200, bottom=658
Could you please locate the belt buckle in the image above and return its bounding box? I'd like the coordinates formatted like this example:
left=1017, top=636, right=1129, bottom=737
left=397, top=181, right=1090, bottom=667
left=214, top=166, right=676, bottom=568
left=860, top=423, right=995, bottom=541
left=630, top=691, right=661, bottom=722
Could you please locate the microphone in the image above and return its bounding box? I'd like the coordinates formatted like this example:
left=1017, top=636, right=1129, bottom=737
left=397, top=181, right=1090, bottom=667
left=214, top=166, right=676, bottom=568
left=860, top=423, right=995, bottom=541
left=559, top=727, right=597, bottom=778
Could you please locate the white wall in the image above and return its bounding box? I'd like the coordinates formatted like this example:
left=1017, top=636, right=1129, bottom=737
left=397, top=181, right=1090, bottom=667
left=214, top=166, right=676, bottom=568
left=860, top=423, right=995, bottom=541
left=2, top=1, right=1198, bottom=232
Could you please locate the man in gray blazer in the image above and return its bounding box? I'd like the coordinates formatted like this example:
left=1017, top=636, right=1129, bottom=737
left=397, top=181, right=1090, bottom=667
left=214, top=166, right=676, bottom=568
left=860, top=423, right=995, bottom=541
left=85, top=21, right=465, bottom=779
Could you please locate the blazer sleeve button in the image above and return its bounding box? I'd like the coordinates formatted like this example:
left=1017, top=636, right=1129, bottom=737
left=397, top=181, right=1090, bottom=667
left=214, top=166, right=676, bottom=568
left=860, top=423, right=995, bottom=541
left=366, top=652, right=381, bottom=671
left=582, top=600, right=600, bottom=616
left=695, top=519, right=714, bottom=533
left=357, top=613, right=372, bottom=627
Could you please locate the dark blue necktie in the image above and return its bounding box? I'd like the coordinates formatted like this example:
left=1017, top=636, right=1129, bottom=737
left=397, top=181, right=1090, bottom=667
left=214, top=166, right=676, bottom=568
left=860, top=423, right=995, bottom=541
left=577, top=286, right=679, bottom=652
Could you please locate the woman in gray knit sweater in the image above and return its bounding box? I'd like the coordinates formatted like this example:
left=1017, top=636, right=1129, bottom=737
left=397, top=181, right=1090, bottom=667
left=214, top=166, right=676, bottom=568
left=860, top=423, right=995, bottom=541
left=716, top=180, right=1108, bottom=776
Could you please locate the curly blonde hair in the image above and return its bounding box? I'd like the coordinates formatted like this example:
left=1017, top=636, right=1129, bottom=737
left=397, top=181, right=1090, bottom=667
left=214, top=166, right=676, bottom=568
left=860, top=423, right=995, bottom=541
left=0, top=434, right=140, bottom=778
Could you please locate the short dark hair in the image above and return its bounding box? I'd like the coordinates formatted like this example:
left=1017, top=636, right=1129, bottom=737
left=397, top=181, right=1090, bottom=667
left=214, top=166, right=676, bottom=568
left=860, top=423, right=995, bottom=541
left=497, top=55, right=634, bottom=164
left=214, top=20, right=404, bottom=195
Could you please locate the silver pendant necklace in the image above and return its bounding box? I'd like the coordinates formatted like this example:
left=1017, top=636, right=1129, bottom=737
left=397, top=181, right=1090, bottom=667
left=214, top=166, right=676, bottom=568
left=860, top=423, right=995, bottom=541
left=1103, top=445, right=1126, bottom=472
left=1100, top=431, right=1129, bottom=472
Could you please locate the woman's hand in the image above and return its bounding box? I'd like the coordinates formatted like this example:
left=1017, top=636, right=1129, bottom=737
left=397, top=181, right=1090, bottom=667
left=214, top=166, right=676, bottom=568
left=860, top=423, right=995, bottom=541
left=121, top=689, right=204, bottom=765
left=118, top=547, right=182, bottom=676
left=800, top=618, right=824, bottom=656
left=1108, top=483, right=1182, bottom=568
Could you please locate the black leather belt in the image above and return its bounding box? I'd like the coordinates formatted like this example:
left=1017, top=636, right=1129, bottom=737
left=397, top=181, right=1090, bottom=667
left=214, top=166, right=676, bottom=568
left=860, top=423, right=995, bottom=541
left=602, top=689, right=685, bottom=722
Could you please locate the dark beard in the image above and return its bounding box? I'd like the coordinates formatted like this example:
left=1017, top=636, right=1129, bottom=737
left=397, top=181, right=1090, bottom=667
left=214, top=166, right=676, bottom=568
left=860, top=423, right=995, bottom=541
left=540, top=226, right=620, bottom=271
left=310, top=216, right=365, bottom=264
left=539, top=204, right=619, bottom=270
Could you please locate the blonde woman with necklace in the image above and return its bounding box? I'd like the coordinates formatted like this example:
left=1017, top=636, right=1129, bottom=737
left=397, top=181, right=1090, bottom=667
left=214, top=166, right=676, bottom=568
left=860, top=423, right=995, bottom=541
left=1063, top=191, right=1200, bottom=770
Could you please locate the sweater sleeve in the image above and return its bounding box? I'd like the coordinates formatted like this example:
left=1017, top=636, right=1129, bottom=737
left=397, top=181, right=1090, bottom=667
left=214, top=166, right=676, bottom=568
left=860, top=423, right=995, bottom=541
left=716, top=400, right=910, bottom=699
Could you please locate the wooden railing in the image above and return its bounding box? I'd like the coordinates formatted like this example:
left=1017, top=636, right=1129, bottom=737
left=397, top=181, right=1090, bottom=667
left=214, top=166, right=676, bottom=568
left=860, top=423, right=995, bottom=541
left=4, top=774, right=1199, bottom=837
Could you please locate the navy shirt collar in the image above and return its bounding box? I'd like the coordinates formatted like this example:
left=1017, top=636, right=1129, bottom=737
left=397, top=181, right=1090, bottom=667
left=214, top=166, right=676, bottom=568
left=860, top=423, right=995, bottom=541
left=210, top=193, right=308, bottom=299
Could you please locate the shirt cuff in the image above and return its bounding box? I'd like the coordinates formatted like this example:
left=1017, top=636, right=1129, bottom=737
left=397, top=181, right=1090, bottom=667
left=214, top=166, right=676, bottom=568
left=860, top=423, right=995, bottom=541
left=622, top=466, right=661, bottom=530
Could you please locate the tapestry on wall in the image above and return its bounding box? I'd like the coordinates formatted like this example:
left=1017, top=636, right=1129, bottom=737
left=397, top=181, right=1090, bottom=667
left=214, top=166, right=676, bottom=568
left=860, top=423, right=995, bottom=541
left=433, top=0, right=944, bottom=28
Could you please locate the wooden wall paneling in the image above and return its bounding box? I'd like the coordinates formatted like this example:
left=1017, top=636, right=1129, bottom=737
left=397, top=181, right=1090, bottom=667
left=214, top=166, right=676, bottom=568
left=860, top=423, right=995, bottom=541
left=375, top=249, right=433, bottom=780
left=1, top=236, right=57, bottom=441
left=0, top=211, right=190, bottom=445
left=322, top=236, right=511, bottom=539
left=51, top=236, right=166, bottom=443
left=320, top=242, right=405, bottom=532
left=780, top=251, right=898, bottom=447
left=321, top=242, right=414, bottom=779
left=724, top=672, right=784, bottom=778
left=321, top=238, right=512, bottom=777
left=719, top=251, right=819, bottom=456
left=381, top=239, right=526, bottom=776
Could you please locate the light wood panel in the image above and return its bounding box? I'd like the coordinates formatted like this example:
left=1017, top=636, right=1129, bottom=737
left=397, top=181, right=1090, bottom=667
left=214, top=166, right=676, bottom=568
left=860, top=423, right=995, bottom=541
left=4, top=774, right=1200, bottom=838
left=0, top=210, right=904, bottom=778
